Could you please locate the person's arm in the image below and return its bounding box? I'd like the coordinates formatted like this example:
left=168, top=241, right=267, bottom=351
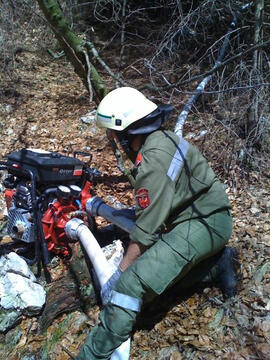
left=129, top=148, right=175, bottom=247
left=100, top=241, right=146, bottom=303
left=119, top=241, right=147, bottom=271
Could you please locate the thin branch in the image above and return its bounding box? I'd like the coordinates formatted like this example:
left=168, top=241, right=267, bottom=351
left=175, top=83, right=270, bottom=95
left=85, top=41, right=130, bottom=87
left=83, top=50, right=93, bottom=102
left=141, top=39, right=270, bottom=92
left=144, top=60, right=172, bottom=86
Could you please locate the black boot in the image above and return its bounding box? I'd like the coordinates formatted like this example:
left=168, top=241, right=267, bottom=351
left=214, top=247, right=240, bottom=298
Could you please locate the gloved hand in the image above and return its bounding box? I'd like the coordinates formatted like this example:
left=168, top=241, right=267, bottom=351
left=101, top=267, right=122, bottom=304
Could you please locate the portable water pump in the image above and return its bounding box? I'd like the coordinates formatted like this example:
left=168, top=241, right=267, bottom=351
left=0, top=148, right=100, bottom=266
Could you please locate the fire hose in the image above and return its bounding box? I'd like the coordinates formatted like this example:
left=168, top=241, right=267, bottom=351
left=86, top=196, right=136, bottom=234
left=65, top=217, right=131, bottom=360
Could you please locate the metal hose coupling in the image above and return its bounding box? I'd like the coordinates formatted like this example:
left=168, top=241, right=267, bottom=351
left=65, top=218, right=85, bottom=242
left=86, top=196, right=105, bottom=217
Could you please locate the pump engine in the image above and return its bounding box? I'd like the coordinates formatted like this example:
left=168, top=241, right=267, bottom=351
left=1, top=148, right=100, bottom=263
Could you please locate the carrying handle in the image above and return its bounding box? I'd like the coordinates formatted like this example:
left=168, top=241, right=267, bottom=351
left=73, top=151, right=93, bottom=165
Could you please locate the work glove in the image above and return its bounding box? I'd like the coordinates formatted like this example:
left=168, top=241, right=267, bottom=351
left=101, top=267, right=122, bottom=305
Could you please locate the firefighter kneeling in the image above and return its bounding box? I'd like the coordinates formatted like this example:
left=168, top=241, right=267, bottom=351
left=76, top=87, right=240, bottom=360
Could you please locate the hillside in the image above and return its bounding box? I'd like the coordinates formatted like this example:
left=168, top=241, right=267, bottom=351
left=0, top=39, right=269, bottom=360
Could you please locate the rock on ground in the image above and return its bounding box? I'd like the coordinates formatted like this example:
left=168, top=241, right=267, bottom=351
left=0, top=252, right=46, bottom=332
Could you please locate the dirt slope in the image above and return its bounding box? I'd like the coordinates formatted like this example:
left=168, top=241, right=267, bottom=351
left=0, top=48, right=269, bottom=360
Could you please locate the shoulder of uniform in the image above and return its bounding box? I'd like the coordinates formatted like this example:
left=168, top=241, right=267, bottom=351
left=143, top=130, right=173, bottom=149
left=142, top=130, right=195, bottom=159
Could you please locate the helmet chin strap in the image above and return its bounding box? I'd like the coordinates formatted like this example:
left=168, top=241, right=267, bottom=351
left=125, top=149, right=138, bottom=164
left=116, top=133, right=145, bottom=164
left=118, top=136, right=138, bottom=163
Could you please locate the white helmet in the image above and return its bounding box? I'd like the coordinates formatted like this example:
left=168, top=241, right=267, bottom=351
left=96, top=87, right=157, bottom=131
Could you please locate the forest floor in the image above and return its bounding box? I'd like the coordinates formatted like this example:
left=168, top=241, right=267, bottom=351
left=0, top=40, right=269, bottom=360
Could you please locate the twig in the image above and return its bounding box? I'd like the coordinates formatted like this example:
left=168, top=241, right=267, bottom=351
left=61, top=345, right=76, bottom=359
left=145, top=60, right=172, bottom=86
left=241, top=300, right=270, bottom=313
left=128, top=65, right=143, bottom=75
left=85, top=41, right=130, bottom=87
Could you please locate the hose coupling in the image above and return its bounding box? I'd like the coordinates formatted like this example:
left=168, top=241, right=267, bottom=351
left=86, top=196, right=105, bottom=217
left=65, top=218, right=84, bottom=242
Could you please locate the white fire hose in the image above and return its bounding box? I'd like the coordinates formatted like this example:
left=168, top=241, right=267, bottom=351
left=65, top=218, right=131, bottom=360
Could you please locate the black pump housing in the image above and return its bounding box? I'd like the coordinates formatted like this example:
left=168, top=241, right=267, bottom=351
left=6, top=149, right=85, bottom=185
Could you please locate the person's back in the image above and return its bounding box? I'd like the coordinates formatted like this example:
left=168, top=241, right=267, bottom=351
left=131, top=129, right=231, bottom=244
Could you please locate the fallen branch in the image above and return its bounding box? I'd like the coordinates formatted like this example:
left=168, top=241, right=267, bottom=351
left=174, top=76, right=211, bottom=136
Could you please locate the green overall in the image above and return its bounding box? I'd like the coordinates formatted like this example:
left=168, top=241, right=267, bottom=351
left=76, top=130, right=232, bottom=360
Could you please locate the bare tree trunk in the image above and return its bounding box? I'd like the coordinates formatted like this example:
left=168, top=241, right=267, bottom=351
left=36, top=0, right=108, bottom=102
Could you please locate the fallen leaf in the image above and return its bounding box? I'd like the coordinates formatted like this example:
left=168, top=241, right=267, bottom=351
left=254, top=263, right=269, bottom=284
left=209, top=308, right=224, bottom=329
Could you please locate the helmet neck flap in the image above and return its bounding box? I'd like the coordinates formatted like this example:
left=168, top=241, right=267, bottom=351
left=115, top=104, right=174, bottom=162
left=127, top=104, right=174, bottom=135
